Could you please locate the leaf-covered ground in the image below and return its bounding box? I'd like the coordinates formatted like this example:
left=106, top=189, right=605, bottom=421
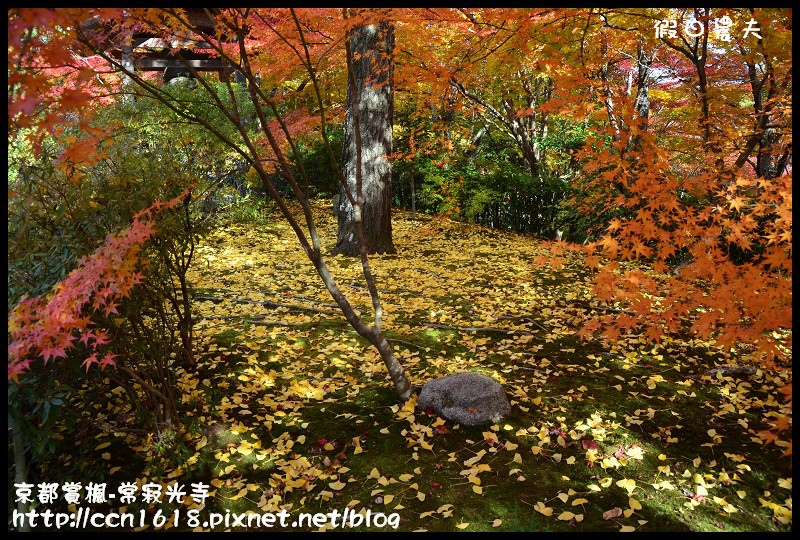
left=35, top=200, right=791, bottom=531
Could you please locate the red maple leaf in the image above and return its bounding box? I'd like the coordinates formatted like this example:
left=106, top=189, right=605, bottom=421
left=581, top=439, right=599, bottom=450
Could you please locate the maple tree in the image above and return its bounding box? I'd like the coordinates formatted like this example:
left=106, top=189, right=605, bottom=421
left=565, top=8, right=791, bottom=367
left=8, top=8, right=414, bottom=400
left=7, top=191, right=197, bottom=379
left=393, top=8, right=790, bottom=364
left=7, top=189, right=190, bottom=528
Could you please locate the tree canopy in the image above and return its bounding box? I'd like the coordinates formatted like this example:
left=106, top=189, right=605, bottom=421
left=9, top=7, right=791, bottom=376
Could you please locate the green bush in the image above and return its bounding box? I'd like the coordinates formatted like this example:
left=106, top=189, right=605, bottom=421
left=7, top=90, right=236, bottom=440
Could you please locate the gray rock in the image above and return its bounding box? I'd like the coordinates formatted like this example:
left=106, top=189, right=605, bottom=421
left=417, top=372, right=511, bottom=426
left=704, top=365, right=757, bottom=378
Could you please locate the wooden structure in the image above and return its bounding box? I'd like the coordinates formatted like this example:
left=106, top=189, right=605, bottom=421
left=80, top=9, right=244, bottom=84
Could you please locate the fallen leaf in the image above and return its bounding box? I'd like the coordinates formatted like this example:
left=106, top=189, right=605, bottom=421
left=581, top=439, right=599, bottom=450
left=534, top=503, right=553, bottom=516
left=616, top=478, right=637, bottom=494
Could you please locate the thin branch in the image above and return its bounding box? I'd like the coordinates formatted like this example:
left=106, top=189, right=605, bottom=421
left=422, top=322, right=539, bottom=336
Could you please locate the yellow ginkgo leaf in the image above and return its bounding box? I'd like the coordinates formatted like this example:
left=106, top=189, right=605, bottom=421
left=616, top=478, right=637, bottom=494
left=557, top=511, right=575, bottom=521
left=626, top=446, right=644, bottom=460
left=329, top=481, right=346, bottom=491
left=629, top=498, right=642, bottom=511
left=534, top=502, right=553, bottom=516
left=492, top=519, right=502, bottom=527
left=472, top=485, right=483, bottom=494
left=456, top=523, right=470, bottom=529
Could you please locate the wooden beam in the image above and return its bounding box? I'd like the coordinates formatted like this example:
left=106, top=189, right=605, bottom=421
left=134, top=58, right=227, bottom=71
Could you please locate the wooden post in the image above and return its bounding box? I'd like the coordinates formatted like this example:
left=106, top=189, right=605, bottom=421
left=121, top=39, right=135, bottom=102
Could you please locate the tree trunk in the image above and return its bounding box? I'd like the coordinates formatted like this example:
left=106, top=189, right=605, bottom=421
left=628, top=44, right=653, bottom=153
left=12, top=405, right=31, bottom=532
left=410, top=174, right=416, bottom=220
left=333, top=14, right=396, bottom=256
left=308, top=251, right=413, bottom=400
